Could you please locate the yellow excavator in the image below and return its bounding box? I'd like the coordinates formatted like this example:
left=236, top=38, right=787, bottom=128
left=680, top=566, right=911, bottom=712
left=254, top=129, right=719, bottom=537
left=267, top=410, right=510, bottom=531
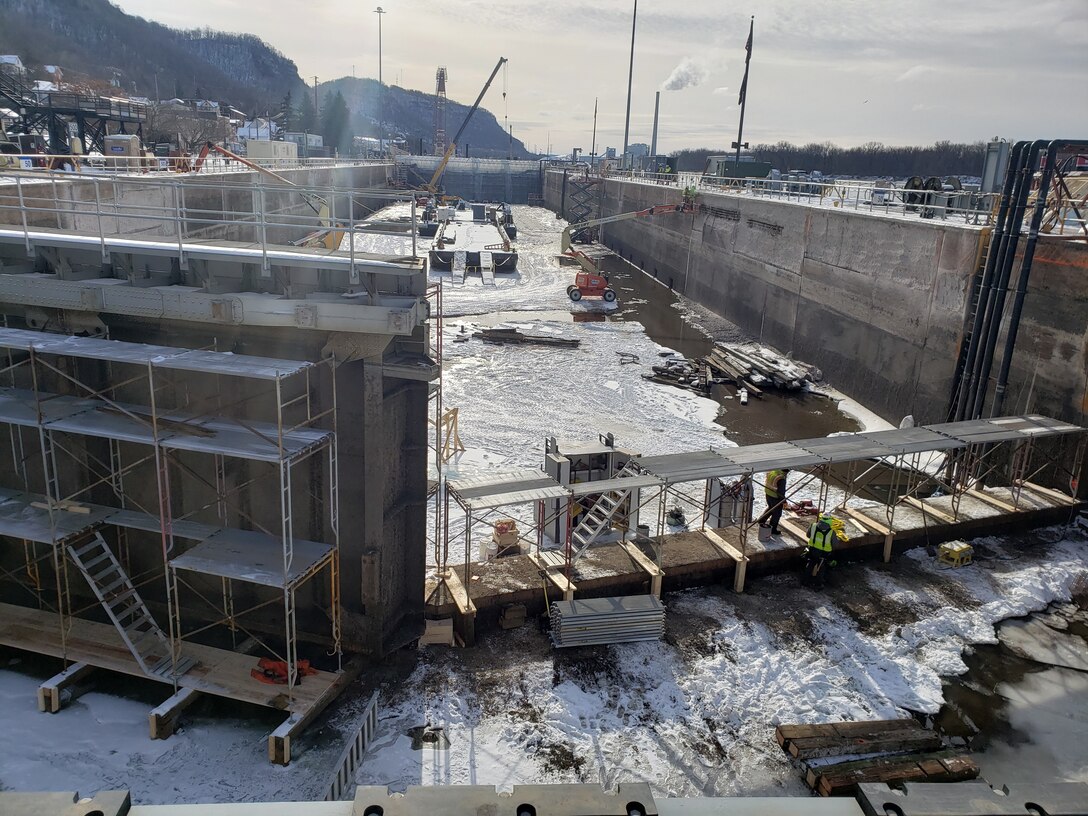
left=424, top=56, right=507, bottom=199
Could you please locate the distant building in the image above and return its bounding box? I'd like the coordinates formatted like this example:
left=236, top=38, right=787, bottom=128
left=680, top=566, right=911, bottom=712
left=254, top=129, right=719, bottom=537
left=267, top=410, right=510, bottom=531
left=284, top=132, right=323, bottom=149
left=605, top=147, right=617, bottom=159
left=628, top=142, right=649, bottom=159
left=0, top=55, right=26, bottom=77
left=238, top=118, right=278, bottom=141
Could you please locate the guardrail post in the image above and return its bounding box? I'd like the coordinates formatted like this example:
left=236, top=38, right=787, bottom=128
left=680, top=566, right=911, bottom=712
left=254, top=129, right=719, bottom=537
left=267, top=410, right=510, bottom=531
left=257, top=183, right=270, bottom=278
left=15, top=175, right=33, bottom=256
left=172, top=182, right=187, bottom=271
left=349, top=219, right=358, bottom=285
left=92, top=178, right=109, bottom=264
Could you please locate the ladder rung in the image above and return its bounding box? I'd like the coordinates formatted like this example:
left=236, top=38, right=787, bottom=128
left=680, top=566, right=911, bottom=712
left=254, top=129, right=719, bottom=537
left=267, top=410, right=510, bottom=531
left=90, top=565, right=121, bottom=585
left=101, top=575, right=128, bottom=596
left=81, top=551, right=113, bottom=573
left=114, top=603, right=142, bottom=623
left=73, top=539, right=104, bottom=558
left=124, top=612, right=153, bottom=632
left=109, top=588, right=137, bottom=608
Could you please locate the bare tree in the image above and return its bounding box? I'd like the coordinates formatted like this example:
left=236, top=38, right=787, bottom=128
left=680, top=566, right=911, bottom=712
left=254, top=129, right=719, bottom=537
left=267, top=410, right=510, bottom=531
left=147, top=105, right=231, bottom=151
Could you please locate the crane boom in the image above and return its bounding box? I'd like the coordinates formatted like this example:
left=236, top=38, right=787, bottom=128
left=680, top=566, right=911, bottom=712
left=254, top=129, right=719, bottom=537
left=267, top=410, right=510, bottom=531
left=561, top=203, right=690, bottom=253
left=427, top=56, right=507, bottom=193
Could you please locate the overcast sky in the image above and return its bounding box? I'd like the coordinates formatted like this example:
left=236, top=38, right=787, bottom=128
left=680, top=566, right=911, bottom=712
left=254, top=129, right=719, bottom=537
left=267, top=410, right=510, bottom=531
left=114, top=0, right=1088, bottom=154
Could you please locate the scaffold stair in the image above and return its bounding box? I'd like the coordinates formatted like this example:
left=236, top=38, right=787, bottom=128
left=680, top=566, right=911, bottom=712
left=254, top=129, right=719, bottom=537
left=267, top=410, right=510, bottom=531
left=67, top=533, right=195, bottom=679
left=571, top=460, right=641, bottom=560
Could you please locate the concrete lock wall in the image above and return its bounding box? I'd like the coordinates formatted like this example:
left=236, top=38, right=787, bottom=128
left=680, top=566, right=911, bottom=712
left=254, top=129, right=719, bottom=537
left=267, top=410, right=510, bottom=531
left=545, top=173, right=1088, bottom=429
left=396, top=156, right=543, bottom=203
left=0, top=162, right=432, bottom=657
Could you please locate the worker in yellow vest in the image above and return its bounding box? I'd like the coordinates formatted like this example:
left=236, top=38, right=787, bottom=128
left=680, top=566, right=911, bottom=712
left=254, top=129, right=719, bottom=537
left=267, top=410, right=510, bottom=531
left=757, top=468, right=789, bottom=534
left=802, top=513, right=838, bottom=587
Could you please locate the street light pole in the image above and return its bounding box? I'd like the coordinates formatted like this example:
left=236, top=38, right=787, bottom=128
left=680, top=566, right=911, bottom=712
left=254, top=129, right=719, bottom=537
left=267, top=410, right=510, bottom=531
left=375, top=6, right=385, bottom=154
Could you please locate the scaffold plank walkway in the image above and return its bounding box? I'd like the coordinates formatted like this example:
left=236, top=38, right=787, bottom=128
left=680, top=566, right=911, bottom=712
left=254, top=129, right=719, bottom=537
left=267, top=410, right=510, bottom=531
left=0, top=601, right=339, bottom=715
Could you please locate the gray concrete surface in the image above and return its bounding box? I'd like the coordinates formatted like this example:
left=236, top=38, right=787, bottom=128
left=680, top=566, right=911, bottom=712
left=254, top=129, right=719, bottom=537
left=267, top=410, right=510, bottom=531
left=546, top=173, right=1088, bottom=433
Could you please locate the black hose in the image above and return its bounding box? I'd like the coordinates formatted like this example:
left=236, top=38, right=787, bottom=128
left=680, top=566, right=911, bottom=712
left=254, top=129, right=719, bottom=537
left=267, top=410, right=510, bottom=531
left=951, top=141, right=1024, bottom=421
left=992, top=139, right=1087, bottom=417
left=967, top=140, right=1047, bottom=420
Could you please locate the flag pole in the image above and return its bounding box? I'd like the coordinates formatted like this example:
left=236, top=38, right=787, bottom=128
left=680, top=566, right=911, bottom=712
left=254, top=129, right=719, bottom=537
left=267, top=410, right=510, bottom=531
left=734, top=16, right=754, bottom=169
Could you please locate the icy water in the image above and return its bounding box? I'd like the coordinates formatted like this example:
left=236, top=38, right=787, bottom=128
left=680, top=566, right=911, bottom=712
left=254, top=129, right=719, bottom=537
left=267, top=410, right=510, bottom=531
left=934, top=594, right=1088, bottom=784
left=599, top=254, right=861, bottom=444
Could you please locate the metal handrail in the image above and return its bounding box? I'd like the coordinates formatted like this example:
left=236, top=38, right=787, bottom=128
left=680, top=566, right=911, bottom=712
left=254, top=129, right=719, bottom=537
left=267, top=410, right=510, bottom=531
left=593, top=169, right=1087, bottom=233
left=0, top=153, right=389, bottom=175
left=0, top=172, right=425, bottom=282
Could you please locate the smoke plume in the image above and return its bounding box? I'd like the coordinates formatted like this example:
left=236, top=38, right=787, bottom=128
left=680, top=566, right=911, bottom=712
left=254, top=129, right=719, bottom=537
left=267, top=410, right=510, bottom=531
left=661, top=58, right=709, bottom=91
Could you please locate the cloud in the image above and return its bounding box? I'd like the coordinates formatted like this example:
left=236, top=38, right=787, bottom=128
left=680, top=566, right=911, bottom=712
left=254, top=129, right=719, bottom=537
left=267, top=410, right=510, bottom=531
left=712, top=86, right=731, bottom=95
left=661, top=58, right=710, bottom=91
left=896, top=64, right=940, bottom=82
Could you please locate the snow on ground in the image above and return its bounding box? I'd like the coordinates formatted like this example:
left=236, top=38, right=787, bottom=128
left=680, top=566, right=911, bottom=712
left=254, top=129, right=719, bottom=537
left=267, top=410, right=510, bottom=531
left=360, top=531, right=1088, bottom=797
left=442, top=318, right=725, bottom=476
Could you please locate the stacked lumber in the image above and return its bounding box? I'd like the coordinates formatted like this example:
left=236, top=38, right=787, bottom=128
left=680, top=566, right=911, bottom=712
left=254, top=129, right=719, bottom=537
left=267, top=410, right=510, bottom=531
left=775, top=719, right=978, bottom=796
left=704, top=343, right=816, bottom=393
left=473, top=328, right=580, bottom=348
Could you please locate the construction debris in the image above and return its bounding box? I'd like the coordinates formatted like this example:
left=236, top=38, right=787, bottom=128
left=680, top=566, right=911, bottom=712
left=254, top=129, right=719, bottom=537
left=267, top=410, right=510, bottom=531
left=642, top=344, right=822, bottom=399
left=704, top=344, right=816, bottom=393
left=775, top=719, right=979, bottom=796
left=473, top=328, right=581, bottom=347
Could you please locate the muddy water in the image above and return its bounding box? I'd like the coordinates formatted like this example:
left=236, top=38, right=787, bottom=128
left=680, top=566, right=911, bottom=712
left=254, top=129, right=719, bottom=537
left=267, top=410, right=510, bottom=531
left=597, top=256, right=861, bottom=445
left=934, top=601, right=1088, bottom=784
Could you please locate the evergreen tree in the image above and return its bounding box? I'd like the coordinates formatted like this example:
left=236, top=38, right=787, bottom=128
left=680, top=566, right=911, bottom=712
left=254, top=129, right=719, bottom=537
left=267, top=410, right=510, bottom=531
left=279, top=90, right=293, bottom=133
left=321, top=90, right=352, bottom=154
left=295, top=92, right=316, bottom=132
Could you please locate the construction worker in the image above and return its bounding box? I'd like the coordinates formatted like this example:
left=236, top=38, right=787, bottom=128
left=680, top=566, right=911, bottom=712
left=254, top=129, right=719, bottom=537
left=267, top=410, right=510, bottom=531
left=757, top=468, right=788, bottom=534
left=802, top=513, right=838, bottom=588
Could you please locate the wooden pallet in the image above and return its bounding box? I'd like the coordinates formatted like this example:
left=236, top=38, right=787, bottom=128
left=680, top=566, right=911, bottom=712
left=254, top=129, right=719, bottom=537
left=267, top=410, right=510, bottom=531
left=776, top=719, right=941, bottom=759
left=806, top=749, right=979, bottom=796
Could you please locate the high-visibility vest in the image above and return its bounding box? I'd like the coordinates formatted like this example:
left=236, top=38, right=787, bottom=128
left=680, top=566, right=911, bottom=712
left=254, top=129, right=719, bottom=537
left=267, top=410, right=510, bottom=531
left=808, top=517, right=835, bottom=552
left=765, top=469, right=784, bottom=499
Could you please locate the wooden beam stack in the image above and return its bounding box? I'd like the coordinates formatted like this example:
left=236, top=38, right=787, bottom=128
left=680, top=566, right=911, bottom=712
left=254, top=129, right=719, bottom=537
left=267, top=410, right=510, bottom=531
left=775, top=718, right=979, bottom=796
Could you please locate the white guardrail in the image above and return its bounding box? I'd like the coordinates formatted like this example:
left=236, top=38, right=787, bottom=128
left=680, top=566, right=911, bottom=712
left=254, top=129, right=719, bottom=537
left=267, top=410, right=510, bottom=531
left=0, top=152, right=388, bottom=175
left=600, top=169, right=1088, bottom=235
left=0, top=165, right=424, bottom=280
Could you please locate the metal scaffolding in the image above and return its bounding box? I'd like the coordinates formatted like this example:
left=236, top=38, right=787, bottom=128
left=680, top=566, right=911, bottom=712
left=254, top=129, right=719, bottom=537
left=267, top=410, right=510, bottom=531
left=438, top=415, right=1085, bottom=598
left=0, top=326, right=341, bottom=700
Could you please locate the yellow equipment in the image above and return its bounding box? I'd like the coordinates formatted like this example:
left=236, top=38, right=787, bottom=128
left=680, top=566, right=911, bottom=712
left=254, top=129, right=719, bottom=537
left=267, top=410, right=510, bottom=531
left=938, top=541, right=973, bottom=568
left=425, top=56, right=507, bottom=195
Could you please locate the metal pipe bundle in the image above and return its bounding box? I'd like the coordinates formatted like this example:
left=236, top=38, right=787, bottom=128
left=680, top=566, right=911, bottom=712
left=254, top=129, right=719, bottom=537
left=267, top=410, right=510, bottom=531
left=550, top=595, right=665, bottom=647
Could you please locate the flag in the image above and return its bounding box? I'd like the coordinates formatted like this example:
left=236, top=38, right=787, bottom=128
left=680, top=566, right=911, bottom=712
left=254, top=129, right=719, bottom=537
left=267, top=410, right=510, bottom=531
left=738, top=17, right=754, bottom=106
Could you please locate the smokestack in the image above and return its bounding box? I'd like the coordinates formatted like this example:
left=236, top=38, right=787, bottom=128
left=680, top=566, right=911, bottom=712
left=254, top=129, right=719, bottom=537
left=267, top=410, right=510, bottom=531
left=650, top=91, right=660, bottom=157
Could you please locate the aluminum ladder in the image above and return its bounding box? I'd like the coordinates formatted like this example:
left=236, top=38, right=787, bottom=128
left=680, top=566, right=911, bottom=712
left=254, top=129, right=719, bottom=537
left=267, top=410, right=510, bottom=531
left=67, top=533, right=195, bottom=679
left=452, top=250, right=467, bottom=284
left=570, top=460, right=641, bottom=560
left=479, top=250, right=495, bottom=285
